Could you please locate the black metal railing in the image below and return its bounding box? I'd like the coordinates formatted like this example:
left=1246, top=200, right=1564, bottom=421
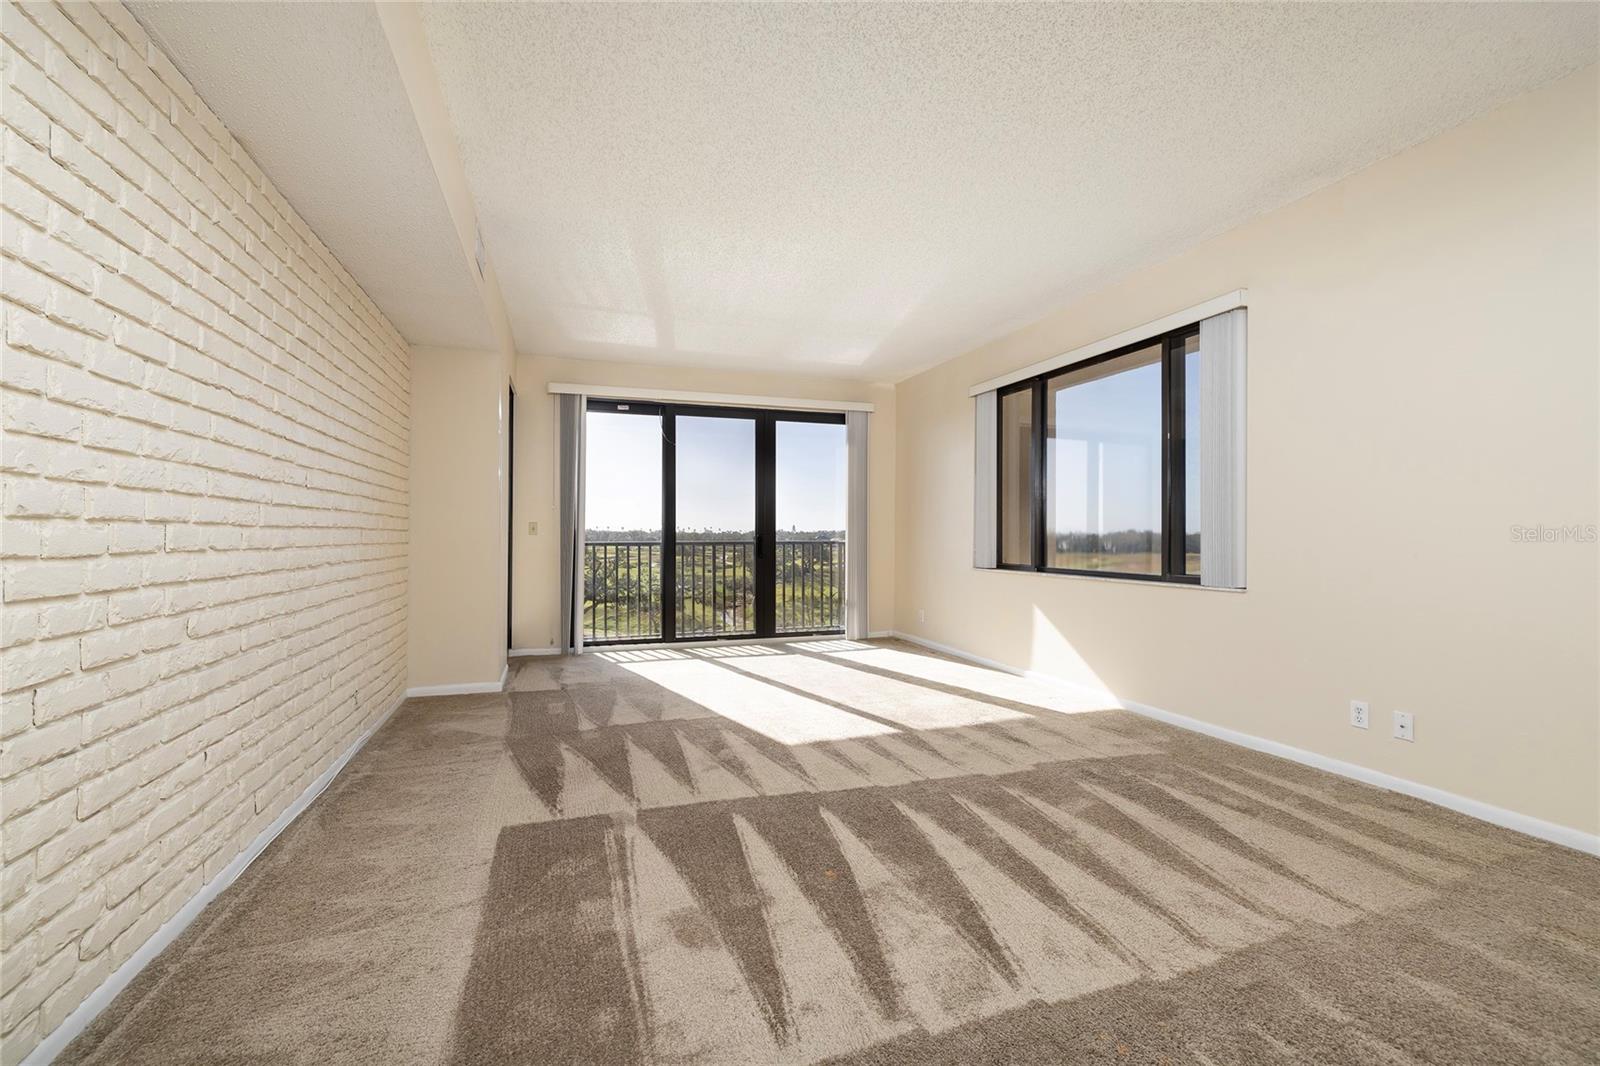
left=675, top=541, right=755, bottom=639
left=776, top=540, right=844, bottom=633
left=583, top=542, right=662, bottom=641
left=583, top=539, right=845, bottom=642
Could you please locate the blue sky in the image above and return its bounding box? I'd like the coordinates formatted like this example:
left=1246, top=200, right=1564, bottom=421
left=585, top=412, right=846, bottom=533
left=586, top=357, right=1196, bottom=540
left=1045, top=349, right=1202, bottom=536
left=1047, top=359, right=1162, bottom=536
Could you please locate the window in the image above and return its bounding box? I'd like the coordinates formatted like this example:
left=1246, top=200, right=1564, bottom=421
left=998, top=325, right=1200, bottom=583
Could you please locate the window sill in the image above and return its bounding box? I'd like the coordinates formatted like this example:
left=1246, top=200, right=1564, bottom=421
left=983, top=565, right=1245, bottom=592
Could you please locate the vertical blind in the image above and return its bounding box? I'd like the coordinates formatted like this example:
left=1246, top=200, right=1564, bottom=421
left=1199, top=308, right=1247, bottom=589
left=845, top=411, right=870, bottom=639
left=557, top=393, right=587, bottom=652
left=972, top=391, right=998, bottom=568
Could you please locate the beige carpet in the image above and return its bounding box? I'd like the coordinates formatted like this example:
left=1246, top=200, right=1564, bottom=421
left=61, top=639, right=1600, bottom=1064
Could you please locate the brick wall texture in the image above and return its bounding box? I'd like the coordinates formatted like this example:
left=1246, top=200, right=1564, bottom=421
left=0, top=3, right=410, bottom=1060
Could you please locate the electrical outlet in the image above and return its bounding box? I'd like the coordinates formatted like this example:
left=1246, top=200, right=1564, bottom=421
left=1392, top=710, right=1414, bottom=742
left=1349, top=700, right=1369, bottom=730
left=528, top=521, right=538, bottom=535
left=917, top=609, right=926, bottom=624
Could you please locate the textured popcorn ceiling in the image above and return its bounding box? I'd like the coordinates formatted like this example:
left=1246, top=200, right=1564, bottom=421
left=134, top=3, right=1596, bottom=376
left=419, top=2, right=1595, bottom=379
left=130, top=1, right=492, bottom=351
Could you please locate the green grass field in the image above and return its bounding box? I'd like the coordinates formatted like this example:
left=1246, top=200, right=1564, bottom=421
left=1047, top=551, right=1202, bottom=576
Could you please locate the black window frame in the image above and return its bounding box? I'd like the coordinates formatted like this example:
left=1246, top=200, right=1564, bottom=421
left=996, top=324, right=1201, bottom=585
left=582, top=398, right=849, bottom=645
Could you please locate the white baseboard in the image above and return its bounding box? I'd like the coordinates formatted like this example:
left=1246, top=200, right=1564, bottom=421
left=886, top=630, right=1035, bottom=678
left=884, top=630, right=1119, bottom=706
left=405, top=663, right=508, bottom=697
left=509, top=647, right=559, bottom=657
left=1119, top=698, right=1600, bottom=858
left=23, top=692, right=407, bottom=1066
left=888, top=631, right=1600, bottom=858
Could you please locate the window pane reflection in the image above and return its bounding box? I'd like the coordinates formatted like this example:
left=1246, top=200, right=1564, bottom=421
left=1046, top=344, right=1163, bottom=574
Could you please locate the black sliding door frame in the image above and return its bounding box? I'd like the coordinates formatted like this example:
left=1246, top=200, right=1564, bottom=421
left=754, top=415, right=777, bottom=637
left=584, top=399, right=846, bottom=646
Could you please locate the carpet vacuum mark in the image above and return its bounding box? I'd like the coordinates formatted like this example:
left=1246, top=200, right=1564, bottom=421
left=60, top=640, right=1600, bottom=1065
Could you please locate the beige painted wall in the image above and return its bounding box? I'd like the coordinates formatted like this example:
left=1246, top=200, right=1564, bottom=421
left=387, top=0, right=521, bottom=693
left=894, top=67, right=1599, bottom=835
left=408, top=346, right=508, bottom=689
left=511, top=355, right=896, bottom=651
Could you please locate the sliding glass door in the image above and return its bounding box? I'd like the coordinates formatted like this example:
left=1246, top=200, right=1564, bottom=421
left=583, top=403, right=664, bottom=641
left=674, top=412, right=757, bottom=639
left=584, top=401, right=846, bottom=644
left=775, top=419, right=847, bottom=633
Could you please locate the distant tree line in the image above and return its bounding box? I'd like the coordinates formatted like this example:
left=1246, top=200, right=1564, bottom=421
left=1053, top=530, right=1201, bottom=554
left=588, top=528, right=844, bottom=543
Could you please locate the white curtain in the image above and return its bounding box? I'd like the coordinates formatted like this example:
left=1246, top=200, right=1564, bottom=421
left=557, top=393, right=587, bottom=652
left=1199, top=309, right=1246, bottom=588
left=972, top=391, right=998, bottom=568
left=844, top=411, right=870, bottom=639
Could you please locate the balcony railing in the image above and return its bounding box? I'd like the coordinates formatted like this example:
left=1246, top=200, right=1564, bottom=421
left=583, top=540, right=844, bottom=643
left=584, top=542, right=663, bottom=642
left=775, top=540, right=844, bottom=634
left=676, top=539, right=755, bottom=638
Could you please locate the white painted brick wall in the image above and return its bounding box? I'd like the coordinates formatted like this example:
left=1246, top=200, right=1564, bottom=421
left=0, top=4, right=410, bottom=1060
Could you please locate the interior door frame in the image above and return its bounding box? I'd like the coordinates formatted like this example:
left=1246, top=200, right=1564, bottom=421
left=506, top=384, right=515, bottom=651
left=584, top=398, right=845, bottom=645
